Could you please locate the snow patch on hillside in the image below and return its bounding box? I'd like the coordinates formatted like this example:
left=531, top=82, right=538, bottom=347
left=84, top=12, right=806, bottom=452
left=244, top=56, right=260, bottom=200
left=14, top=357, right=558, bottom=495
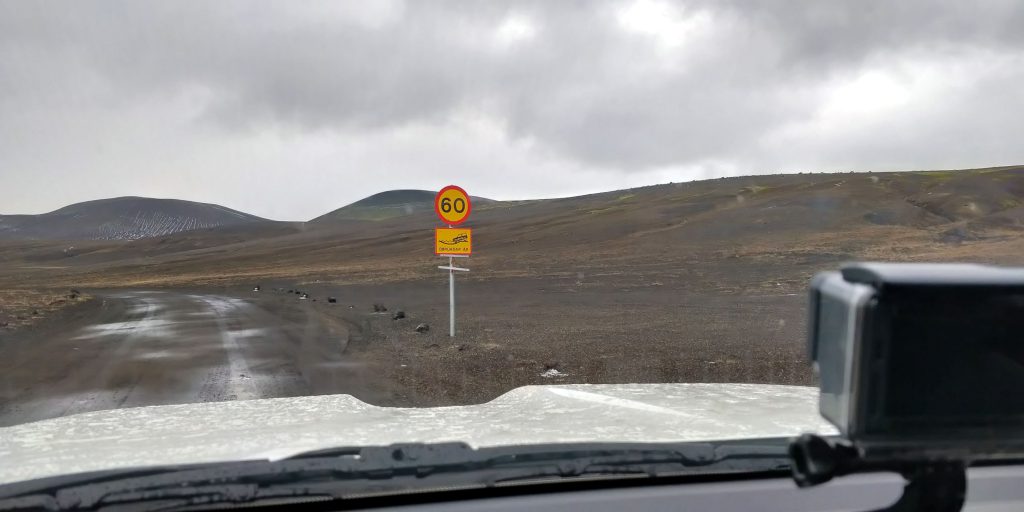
left=93, top=211, right=227, bottom=240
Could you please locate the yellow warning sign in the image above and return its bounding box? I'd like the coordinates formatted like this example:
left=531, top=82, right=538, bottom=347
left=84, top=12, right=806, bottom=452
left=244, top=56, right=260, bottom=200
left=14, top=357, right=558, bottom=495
left=435, top=228, right=472, bottom=255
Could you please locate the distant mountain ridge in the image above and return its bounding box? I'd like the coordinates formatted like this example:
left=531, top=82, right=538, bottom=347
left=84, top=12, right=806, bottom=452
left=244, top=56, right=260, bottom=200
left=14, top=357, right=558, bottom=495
left=0, top=196, right=266, bottom=241
left=311, top=189, right=496, bottom=222
left=10, top=167, right=1023, bottom=243
left=0, top=190, right=498, bottom=241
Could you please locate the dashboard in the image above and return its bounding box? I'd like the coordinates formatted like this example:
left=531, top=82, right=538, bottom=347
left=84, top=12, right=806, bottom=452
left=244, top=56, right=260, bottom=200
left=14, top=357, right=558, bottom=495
left=365, top=465, right=1024, bottom=512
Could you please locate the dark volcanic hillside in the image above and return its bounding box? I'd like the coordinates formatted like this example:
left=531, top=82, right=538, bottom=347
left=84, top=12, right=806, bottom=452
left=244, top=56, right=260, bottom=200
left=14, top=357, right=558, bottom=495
left=0, top=196, right=267, bottom=241
left=2, top=167, right=1023, bottom=289
left=312, top=189, right=495, bottom=222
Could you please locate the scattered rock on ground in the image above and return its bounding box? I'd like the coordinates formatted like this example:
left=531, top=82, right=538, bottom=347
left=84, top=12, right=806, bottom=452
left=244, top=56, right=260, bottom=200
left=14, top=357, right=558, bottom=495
left=939, top=226, right=980, bottom=245
left=31, top=310, right=39, bottom=316
left=392, top=311, right=406, bottom=320
left=327, top=297, right=337, bottom=303
left=373, top=303, right=388, bottom=312
left=415, top=323, right=430, bottom=333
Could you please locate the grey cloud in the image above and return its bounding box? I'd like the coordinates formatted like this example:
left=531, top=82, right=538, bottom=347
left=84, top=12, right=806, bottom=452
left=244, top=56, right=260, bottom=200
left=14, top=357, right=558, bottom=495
left=0, top=1, right=1023, bottom=218
left=704, top=1, right=1024, bottom=67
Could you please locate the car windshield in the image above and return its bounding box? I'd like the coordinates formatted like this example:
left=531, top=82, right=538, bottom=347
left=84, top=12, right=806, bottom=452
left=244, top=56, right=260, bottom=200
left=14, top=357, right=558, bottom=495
left=1, top=0, right=1022, bottom=503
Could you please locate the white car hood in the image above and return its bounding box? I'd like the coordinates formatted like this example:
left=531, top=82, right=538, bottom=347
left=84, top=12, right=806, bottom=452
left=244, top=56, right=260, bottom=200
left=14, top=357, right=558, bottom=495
left=0, top=383, right=836, bottom=486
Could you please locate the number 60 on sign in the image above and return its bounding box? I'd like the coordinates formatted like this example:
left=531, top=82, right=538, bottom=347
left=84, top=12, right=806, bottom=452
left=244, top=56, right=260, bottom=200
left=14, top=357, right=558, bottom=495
left=434, top=185, right=472, bottom=225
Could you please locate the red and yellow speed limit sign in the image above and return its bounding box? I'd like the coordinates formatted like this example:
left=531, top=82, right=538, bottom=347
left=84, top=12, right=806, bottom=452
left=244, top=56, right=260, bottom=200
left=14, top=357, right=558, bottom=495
left=435, top=185, right=472, bottom=225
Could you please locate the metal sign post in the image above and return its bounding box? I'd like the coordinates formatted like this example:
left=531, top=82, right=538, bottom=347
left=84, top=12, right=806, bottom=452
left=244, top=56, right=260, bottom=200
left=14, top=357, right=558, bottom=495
left=434, top=186, right=473, bottom=337
left=438, top=251, right=470, bottom=337
left=449, top=255, right=454, bottom=337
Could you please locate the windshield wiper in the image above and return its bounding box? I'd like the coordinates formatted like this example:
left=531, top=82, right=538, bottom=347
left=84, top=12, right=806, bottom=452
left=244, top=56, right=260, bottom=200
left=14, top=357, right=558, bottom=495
left=0, top=439, right=793, bottom=511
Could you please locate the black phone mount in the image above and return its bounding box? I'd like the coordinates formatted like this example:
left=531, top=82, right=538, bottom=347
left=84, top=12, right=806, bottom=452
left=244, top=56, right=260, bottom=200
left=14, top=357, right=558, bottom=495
left=789, top=434, right=967, bottom=512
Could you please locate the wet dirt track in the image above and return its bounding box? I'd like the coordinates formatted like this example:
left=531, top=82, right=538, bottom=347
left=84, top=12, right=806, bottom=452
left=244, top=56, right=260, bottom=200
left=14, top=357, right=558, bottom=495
left=0, top=291, right=370, bottom=427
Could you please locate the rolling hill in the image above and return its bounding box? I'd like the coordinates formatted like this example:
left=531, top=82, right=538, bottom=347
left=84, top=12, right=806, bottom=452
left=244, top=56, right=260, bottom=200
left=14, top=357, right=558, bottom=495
left=311, top=189, right=496, bottom=222
left=0, top=197, right=267, bottom=241
left=2, top=167, right=1023, bottom=289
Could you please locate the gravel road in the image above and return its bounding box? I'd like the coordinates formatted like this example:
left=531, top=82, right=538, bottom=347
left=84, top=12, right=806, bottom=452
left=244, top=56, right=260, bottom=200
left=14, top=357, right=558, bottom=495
left=0, top=291, right=374, bottom=427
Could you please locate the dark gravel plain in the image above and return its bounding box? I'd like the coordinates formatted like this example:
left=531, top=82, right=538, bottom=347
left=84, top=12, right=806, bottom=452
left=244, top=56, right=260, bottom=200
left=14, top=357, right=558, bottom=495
left=238, top=261, right=818, bottom=407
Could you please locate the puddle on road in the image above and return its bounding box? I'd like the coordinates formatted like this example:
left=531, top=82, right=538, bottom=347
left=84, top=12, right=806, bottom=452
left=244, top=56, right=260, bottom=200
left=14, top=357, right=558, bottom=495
left=189, top=295, right=250, bottom=315
left=127, top=303, right=163, bottom=315
left=134, top=349, right=178, bottom=360
left=74, top=294, right=260, bottom=341
left=229, top=328, right=265, bottom=339
left=74, top=318, right=176, bottom=340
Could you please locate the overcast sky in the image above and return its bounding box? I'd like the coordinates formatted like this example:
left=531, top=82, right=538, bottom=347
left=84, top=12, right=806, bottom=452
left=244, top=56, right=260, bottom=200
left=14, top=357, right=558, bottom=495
left=2, top=1, right=1023, bottom=220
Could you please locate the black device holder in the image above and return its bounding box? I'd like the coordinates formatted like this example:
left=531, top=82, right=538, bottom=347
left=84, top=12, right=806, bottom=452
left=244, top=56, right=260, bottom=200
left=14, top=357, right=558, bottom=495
left=789, top=434, right=967, bottom=512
